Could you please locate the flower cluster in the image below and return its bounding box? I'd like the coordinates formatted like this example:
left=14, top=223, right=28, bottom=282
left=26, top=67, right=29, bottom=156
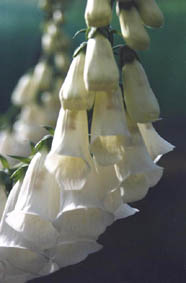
left=0, top=0, right=71, bottom=166
left=0, top=0, right=174, bottom=282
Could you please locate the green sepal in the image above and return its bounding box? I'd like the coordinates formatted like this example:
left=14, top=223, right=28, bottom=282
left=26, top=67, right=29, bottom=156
left=8, top=155, right=31, bottom=164
left=43, top=126, right=55, bottom=136
left=34, top=134, right=53, bottom=154
left=0, top=155, right=9, bottom=169
left=73, top=42, right=87, bottom=58
left=10, top=164, right=28, bottom=183
left=73, top=28, right=87, bottom=39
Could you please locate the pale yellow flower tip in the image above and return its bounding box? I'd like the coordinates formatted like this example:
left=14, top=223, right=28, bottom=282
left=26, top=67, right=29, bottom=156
left=137, top=123, right=175, bottom=162
left=135, top=0, right=164, bottom=28
left=90, top=90, right=130, bottom=166
left=84, top=33, right=119, bottom=93
left=46, top=240, right=102, bottom=268
left=59, top=50, right=95, bottom=110
left=85, top=0, right=112, bottom=27
left=116, top=2, right=150, bottom=51
left=45, top=108, right=91, bottom=190
left=122, top=59, right=160, bottom=123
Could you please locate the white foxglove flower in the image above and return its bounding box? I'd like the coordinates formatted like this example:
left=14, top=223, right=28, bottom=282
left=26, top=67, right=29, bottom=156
left=138, top=123, right=175, bottom=162
left=134, top=0, right=164, bottom=28
left=116, top=2, right=150, bottom=50
left=120, top=174, right=150, bottom=203
left=40, top=91, right=60, bottom=126
left=46, top=240, right=102, bottom=268
left=59, top=50, right=95, bottom=110
left=90, top=89, right=130, bottom=166
left=85, top=0, right=112, bottom=27
left=54, top=52, right=70, bottom=73
left=0, top=186, right=7, bottom=221
left=0, top=181, right=49, bottom=275
left=115, top=117, right=163, bottom=189
left=11, top=73, right=36, bottom=106
left=84, top=32, right=119, bottom=93
left=122, top=58, right=160, bottom=123
left=0, top=131, right=30, bottom=166
left=32, top=61, right=52, bottom=91
left=45, top=108, right=91, bottom=190
left=6, top=151, right=60, bottom=250
left=53, top=158, right=121, bottom=242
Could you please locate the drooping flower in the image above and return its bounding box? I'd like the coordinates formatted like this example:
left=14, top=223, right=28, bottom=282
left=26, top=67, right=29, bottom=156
left=6, top=151, right=60, bottom=250
left=45, top=108, right=91, bottom=190
left=85, top=0, right=113, bottom=27
left=134, top=0, right=164, bottom=28
left=116, top=1, right=150, bottom=50
left=59, top=48, right=95, bottom=110
left=84, top=32, right=119, bottom=93
left=0, top=181, right=49, bottom=277
left=122, top=55, right=160, bottom=123
left=115, top=116, right=163, bottom=201
left=90, top=88, right=130, bottom=166
left=138, top=122, right=175, bottom=162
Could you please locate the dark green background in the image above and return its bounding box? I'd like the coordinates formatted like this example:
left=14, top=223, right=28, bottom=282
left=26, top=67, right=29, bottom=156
left=0, top=1, right=186, bottom=283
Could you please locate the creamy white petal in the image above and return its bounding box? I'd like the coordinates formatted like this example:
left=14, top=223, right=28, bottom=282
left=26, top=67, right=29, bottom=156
left=116, top=2, right=150, bottom=50
left=6, top=152, right=60, bottom=250
left=85, top=0, right=112, bottom=27
left=122, top=59, right=160, bottom=123
left=0, top=182, right=48, bottom=274
left=32, top=61, right=52, bottom=91
left=11, top=73, right=36, bottom=106
left=0, top=186, right=7, bottom=221
left=121, top=174, right=150, bottom=203
left=84, top=33, right=119, bottom=92
left=90, top=89, right=130, bottom=166
left=45, top=108, right=91, bottom=190
left=114, top=204, right=139, bottom=220
left=103, top=189, right=123, bottom=214
left=60, top=50, right=95, bottom=110
left=134, top=0, right=164, bottom=28
left=46, top=240, right=102, bottom=268
left=138, top=123, right=175, bottom=162
left=115, top=118, right=163, bottom=187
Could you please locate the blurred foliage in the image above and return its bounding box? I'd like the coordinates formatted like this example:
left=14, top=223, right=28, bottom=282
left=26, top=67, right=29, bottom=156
left=0, top=0, right=186, bottom=118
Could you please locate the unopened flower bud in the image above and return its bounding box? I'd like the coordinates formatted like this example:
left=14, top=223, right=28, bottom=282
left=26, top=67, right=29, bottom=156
left=85, top=0, right=112, bottom=27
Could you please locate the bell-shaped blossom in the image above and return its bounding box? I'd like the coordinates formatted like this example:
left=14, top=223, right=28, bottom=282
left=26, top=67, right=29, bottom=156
left=85, top=0, right=112, bottom=27
left=134, top=0, right=164, bottom=28
left=11, top=73, right=36, bottom=106
left=138, top=123, right=175, bottom=162
left=103, top=188, right=139, bottom=220
left=59, top=50, right=95, bottom=110
left=0, top=131, right=30, bottom=166
left=45, top=108, right=91, bottom=190
left=0, top=181, right=49, bottom=275
left=46, top=240, right=102, bottom=269
left=116, top=2, right=150, bottom=50
left=84, top=32, right=119, bottom=93
left=40, top=91, right=60, bottom=126
left=120, top=174, right=150, bottom=203
left=53, top=157, right=121, bottom=242
left=115, top=117, right=163, bottom=190
left=90, top=89, right=130, bottom=166
left=54, top=52, right=70, bottom=74
left=13, top=104, right=48, bottom=143
left=122, top=58, right=160, bottom=123
left=0, top=186, right=7, bottom=221
left=32, top=61, right=52, bottom=92
left=6, top=151, right=60, bottom=250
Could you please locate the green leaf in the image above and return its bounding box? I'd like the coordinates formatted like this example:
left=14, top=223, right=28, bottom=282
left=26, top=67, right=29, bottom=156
left=30, top=141, right=35, bottom=152
left=10, top=164, right=28, bottom=182
left=43, top=126, right=54, bottom=136
left=0, top=155, right=9, bottom=169
left=73, top=28, right=87, bottom=39
left=34, top=134, right=53, bottom=153
left=8, top=155, right=31, bottom=164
